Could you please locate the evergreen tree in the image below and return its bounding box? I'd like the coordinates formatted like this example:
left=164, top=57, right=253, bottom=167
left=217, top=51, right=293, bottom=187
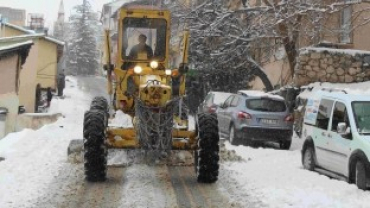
left=66, top=0, right=99, bottom=75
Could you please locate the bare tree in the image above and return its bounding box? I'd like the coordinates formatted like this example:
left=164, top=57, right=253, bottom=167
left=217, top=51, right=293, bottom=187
left=239, top=0, right=370, bottom=80
left=167, top=0, right=274, bottom=91
left=166, top=0, right=370, bottom=90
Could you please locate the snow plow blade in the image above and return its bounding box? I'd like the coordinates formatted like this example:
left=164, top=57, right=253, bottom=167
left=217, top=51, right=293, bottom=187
left=67, top=139, right=83, bottom=163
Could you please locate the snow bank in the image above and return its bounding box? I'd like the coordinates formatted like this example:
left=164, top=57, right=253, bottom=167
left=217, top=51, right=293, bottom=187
left=224, top=136, right=370, bottom=208
left=0, top=76, right=90, bottom=207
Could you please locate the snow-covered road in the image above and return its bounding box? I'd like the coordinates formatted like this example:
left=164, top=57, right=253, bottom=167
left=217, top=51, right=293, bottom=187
left=1, top=76, right=370, bottom=208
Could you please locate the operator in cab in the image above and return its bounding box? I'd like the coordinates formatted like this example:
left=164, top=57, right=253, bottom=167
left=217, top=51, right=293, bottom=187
left=129, top=34, right=153, bottom=60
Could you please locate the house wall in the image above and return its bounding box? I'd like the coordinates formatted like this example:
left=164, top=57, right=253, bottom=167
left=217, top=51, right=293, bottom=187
left=0, top=25, right=26, bottom=37
left=352, top=3, right=370, bottom=50
left=250, top=1, right=370, bottom=90
left=0, top=54, right=20, bottom=138
left=0, top=7, right=26, bottom=26
left=0, top=55, right=18, bottom=94
left=36, top=38, right=58, bottom=90
left=251, top=59, right=291, bottom=90
left=0, top=93, right=19, bottom=138
left=19, top=39, right=39, bottom=113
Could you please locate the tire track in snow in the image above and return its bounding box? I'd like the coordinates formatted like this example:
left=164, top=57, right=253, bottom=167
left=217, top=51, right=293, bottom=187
left=168, top=166, right=232, bottom=208
left=70, top=166, right=126, bottom=208
left=168, top=166, right=193, bottom=208
left=30, top=164, right=126, bottom=208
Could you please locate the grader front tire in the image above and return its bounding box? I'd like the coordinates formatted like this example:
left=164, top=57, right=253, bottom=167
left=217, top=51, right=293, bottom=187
left=196, top=113, right=220, bottom=183
left=90, top=96, right=108, bottom=112
left=83, top=110, right=107, bottom=182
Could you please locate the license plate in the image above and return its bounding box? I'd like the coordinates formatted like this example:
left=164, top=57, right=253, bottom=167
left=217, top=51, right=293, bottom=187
left=260, top=119, right=278, bottom=125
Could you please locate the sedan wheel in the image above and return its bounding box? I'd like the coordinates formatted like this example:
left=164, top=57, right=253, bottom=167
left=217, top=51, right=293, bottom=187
left=302, top=146, right=315, bottom=171
left=355, top=161, right=367, bottom=190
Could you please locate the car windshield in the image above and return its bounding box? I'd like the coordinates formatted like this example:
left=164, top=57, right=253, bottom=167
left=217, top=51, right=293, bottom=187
left=246, top=98, right=286, bottom=112
left=122, top=18, right=167, bottom=61
left=352, top=102, right=370, bottom=134
left=213, top=93, right=232, bottom=106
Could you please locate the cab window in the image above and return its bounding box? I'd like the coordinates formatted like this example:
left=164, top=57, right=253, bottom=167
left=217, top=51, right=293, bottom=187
left=122, top=18, right=167, bottom=61
left=316, top=99, right=334, bottom=130
left=331, top=102, right=349, bottom=132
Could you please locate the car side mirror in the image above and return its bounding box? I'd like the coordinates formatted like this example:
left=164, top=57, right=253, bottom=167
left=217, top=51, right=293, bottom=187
left=337, top=122, right=351, bottom=138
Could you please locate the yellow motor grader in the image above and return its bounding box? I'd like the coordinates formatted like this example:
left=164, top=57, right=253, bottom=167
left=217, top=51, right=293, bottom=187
left=82, top=4, right=220, bottom=183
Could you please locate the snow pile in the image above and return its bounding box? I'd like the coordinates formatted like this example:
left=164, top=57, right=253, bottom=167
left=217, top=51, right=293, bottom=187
left=0, top=76, right=90, bottom=207
left=219, top=142, right=244, bottom=162
left=66, top=139, right=83, bottom=164
left=223, top=138, right=370, bottom=208
left=109, top=110, right=133, bottom=127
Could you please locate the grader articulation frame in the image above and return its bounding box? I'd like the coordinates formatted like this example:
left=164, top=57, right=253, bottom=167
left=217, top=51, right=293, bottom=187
left=82, top=5, right=220, bottom=183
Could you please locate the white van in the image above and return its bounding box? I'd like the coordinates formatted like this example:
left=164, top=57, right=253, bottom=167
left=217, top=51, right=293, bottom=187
left=301, top=88, right=370, bottom=190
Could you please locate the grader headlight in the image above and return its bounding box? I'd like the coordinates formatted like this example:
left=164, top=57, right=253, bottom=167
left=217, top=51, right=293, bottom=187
left=165, top=69, right=172, bottom=76
left=150, top=61, right=159, bottom=69
left=134, top=66, right=143, bottom=74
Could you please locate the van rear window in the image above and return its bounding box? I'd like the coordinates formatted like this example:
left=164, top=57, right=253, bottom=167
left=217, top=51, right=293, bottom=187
left=246, top=99, right=286, bottom=112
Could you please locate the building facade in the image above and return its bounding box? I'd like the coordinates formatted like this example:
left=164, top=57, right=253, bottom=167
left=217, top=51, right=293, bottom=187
left=0, top=41, right=32, bottom=138
left=245, top=0, right=370, bottom=90
left=0, top=7, right=26, bottom=26
left=0, top=23, right=64, bottom=113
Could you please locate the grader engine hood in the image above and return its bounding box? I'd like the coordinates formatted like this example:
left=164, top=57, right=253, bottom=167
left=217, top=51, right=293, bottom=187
left=139, top=75, right=171, bottom=107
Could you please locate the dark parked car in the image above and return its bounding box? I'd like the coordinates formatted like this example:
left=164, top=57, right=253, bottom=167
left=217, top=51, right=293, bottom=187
left=217, top=90, right=294, bottom=149
left=197, top=91, right=232, bottom=114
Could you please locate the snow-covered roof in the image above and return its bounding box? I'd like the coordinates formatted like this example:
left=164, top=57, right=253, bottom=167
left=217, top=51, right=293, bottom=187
left=110, top=0, right=166, bottom=18
left=238, top=90, right=285, bottom=100
left=0, top=34, right=64, bottom=46
left=0, top=40, right=33, bottom=52
left=104, top=0, right=131, bottom=8
left=0, top=33, right=45, bottom=42
left=0, top=40, right=33, bottom=65
left=301, top=47, right=370, bottom=56
left=45, top=37, right=64, bottom=46
left=2, top=22, right=35, bottom=34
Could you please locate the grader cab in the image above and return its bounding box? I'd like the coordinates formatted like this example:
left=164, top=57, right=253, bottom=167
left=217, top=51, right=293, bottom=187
left=83, top=5, right=220, bottom=183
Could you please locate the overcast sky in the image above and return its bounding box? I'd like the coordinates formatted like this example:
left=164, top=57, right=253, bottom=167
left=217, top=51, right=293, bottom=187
left=0, top=0, right=113, bottom=28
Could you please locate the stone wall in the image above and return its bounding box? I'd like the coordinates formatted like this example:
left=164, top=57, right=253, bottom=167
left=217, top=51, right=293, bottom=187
left=294, top=47, right=370, bottom=86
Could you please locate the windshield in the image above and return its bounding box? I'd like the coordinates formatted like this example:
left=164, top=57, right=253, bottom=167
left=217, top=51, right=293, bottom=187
left=213, top=93, right=232, bottom=106
left=352, top=102, right=370, bottom=134
left=122, top=18, right=167, bottom=62
left=246, top=99, right=286, bottom=112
